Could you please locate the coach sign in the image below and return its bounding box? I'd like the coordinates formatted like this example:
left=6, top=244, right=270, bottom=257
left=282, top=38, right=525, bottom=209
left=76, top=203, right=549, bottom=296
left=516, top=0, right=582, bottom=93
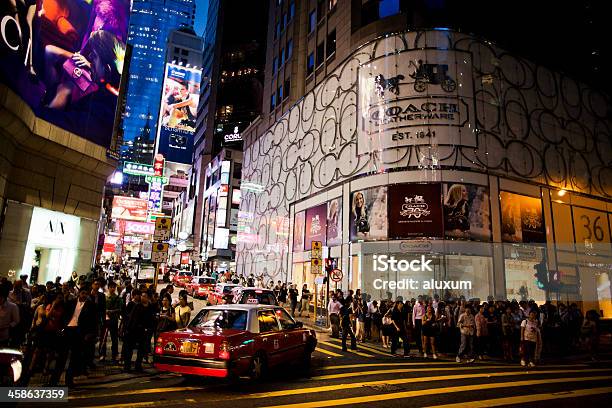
left=358, top=49, right=476, bottom=155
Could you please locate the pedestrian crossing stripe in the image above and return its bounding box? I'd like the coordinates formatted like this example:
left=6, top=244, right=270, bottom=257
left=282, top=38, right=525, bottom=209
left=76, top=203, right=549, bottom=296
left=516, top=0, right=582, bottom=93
left=70, top=387, right=202, bottom=400
left=83, top=398, right=198, bottom=408
left=260, top=374, right=612, bottom=408
left=318, top=340, right=375, bottom=358
left=327, top=338, right=390, bottom=356
left=315, top=347, right=343, bottom=357
left=422, top=386, right=612, bottom=408
left=245, top=368, right=611, bottom=399
left=318, top=361, right=517, bottom=371
left=312, top=364, right=512, bottom=380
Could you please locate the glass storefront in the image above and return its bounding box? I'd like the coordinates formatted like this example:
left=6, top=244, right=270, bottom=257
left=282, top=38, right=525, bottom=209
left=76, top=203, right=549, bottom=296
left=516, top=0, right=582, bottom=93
left=0, top=202, right=97, bottom=283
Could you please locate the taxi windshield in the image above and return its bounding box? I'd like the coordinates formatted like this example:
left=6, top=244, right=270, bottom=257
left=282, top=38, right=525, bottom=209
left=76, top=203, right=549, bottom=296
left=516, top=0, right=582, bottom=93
left=190, top=309, right=247, bottom=330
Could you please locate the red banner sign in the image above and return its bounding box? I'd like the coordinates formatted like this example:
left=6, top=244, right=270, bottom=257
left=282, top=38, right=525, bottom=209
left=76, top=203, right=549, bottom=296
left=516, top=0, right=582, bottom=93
left=111, top=196, right=148, bottom=221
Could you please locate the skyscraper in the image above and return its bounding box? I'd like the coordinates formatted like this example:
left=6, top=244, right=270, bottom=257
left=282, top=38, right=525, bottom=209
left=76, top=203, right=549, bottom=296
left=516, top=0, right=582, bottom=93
left=122, top=0, right=196, bottom=162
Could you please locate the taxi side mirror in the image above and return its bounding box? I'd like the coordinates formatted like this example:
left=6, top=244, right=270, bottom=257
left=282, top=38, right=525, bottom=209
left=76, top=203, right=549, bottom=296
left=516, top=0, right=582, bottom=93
left=295, top=321, right=303, bottom=328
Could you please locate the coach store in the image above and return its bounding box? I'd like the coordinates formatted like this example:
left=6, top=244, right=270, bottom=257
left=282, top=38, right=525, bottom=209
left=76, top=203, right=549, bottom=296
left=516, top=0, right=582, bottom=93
left=238, top=30, right=612, bottom=316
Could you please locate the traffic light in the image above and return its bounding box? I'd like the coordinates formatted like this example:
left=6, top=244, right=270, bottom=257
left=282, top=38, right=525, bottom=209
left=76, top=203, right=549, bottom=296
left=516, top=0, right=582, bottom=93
left=548, top=269, right=562, bottom=291
left=533, top=260, right=548, bottom=290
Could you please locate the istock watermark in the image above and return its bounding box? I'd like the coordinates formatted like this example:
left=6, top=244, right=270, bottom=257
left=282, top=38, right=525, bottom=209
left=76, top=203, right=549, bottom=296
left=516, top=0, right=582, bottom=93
left=371, top=254, right=472, bottom=291
left=372, top=254, right=433, bottom=272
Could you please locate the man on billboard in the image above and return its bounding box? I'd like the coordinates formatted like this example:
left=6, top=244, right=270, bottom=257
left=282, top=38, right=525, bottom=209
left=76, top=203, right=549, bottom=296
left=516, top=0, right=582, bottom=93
left=156, top=64, right=201, bottom=163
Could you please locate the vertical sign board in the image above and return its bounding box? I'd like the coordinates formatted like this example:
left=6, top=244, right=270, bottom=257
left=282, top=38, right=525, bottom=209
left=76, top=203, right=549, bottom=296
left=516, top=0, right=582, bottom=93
left=311, top=241, right=323, bottom=274
left=151, top=243, right=169, bottom=264
left=154, top=217, right=172, bottom=241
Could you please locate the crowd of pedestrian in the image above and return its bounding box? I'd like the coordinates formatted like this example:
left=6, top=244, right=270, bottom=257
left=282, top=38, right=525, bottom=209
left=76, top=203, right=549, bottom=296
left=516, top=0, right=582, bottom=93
left=326, top=290, right=602, bottom=365
left=0, top=270, right=199, bottom=387
left=0, top=268, right=604, bottom=387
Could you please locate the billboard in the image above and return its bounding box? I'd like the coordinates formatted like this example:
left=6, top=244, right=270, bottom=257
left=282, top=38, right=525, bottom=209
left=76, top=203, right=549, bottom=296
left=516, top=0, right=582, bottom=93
left=293, top=211, right=305, bottom=252
left=500, top=191, right=546, bottom=243
left=111, top=196, right=148, bottom=221
left=124, top=221, right=155, bottom=235
left=326, top=197, right=342, bottom=247
left=0, top=0, right=130, bottom=147
left=156, top=63, right=201, bottom=164
left=443, top=183, right=491, bottom=241
left=350, top=186, right=388, bottom=241
left=305, top=204, right=327, bottom=249
left=388, top=184, right=443, bottom=239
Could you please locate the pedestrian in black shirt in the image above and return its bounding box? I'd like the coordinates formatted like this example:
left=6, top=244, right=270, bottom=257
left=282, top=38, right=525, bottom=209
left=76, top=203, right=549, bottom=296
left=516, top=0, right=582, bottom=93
left=122, top=291, right=155, bottom=372
left=340, top=298, right=357, bottom=351
left=288, top=285, right=299, bottom=316
left=390, top=301, right=411, bottom=357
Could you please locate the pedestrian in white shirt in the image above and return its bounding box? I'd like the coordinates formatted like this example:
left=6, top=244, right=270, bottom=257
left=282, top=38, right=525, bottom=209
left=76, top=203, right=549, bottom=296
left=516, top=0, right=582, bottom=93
left=412, top=296, right=426, bottom=354
left=328, top=295, right=342, bottom=338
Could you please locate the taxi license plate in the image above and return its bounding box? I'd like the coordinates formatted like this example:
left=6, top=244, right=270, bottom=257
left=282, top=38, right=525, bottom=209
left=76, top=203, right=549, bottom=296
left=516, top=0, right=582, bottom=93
left=204, top=343, right=214, bottom=354
left=180, top=341, right=199, bottom=354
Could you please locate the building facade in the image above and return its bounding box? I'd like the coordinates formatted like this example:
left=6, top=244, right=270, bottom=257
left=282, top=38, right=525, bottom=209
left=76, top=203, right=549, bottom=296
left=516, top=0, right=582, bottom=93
left=238, top=20, right=612, bottom=314
left=122, top=0, right=196, bottom=160
left=189, top=0, right=268, bottom=271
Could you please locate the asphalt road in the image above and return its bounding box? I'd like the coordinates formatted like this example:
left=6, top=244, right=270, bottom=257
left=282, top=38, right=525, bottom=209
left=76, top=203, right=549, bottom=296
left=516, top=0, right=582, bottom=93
left=59, top=337, right=612, bottom=408
left=38, top=292, right=612, bottom=407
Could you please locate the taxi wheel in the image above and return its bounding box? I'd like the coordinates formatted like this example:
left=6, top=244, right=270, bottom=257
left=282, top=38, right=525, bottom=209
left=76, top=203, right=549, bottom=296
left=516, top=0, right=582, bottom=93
left=301, top=351, right=312, bottom=370
left=249, top=352, right=266, bottom=381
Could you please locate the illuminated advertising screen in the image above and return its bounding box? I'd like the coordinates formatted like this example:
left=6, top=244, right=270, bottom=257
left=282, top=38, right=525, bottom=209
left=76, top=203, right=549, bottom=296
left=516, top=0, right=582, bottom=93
left=443, top=183, right=491, bottom=241
left=124, top=221, right=155, bottom=235
left=326, top=197, right=342, bottom=247
left=111, top=196, right=148, bottom=221
left=305, top=204, right=327, bottom=248
left=293, top=211, right=305, bottom=252
left=500, top=191, right=545, bottom=243
left=388, top=184, right=443, bottom=239
left=156, top=63, right=201, bottom=164
left=0, top=0, right=130, bottom=147
left=350, top=187, right=388, bottom=241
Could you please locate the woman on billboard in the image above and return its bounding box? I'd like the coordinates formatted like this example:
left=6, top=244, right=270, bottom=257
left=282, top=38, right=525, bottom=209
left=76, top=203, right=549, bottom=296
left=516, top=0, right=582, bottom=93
left=444, top=184, right=470, bottom=238
left=352, top=191, right=369, bottom=239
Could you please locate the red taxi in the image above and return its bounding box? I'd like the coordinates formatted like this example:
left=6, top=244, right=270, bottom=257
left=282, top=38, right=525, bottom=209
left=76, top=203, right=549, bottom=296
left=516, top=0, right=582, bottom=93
left=187, top=277, right=217, bottom=299
left=207, top=283, right=240, bottom=305
left=154, top=305, right=317, bottom=380
left=172, top=271, right=193, bottom=287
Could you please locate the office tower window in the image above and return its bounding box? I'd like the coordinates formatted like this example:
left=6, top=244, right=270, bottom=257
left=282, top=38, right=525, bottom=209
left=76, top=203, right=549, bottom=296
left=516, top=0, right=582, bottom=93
left=317, top=0, right=325, bottom=21
left=273, top=56, right=278, bottom=73
left=316, top=41, right=325, bottom=66
left=309, top=10, right=316, bottom=32
left=275, top=21, right=280, bottom=39
left=283, top=13, right=288, bottom=29
left=287, top=39, right=293, bottom=59
left=281, top=47, right=286, bottom=65
left=277, top=84, right=283, bottom=101
left=270, top=93, right=276, bottom=110
left=284, top=78, right=291, bottom=99
left=289, top=1, right=295, bottom=20
left=307, top=52, right=315, bottom=75
left=327, top=29, right=336, bottom=58
left=379, top=0, right=400, bottom=18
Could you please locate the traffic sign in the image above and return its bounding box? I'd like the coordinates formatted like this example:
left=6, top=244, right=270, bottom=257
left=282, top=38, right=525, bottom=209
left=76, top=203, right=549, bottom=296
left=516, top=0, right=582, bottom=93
left=311, top=240, right=323, bottom=274
left=151, top=242, right=169, bottom=263
left=154, top=217, right=171, bottom=241
left=330, top=268, right=343, bottom=282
